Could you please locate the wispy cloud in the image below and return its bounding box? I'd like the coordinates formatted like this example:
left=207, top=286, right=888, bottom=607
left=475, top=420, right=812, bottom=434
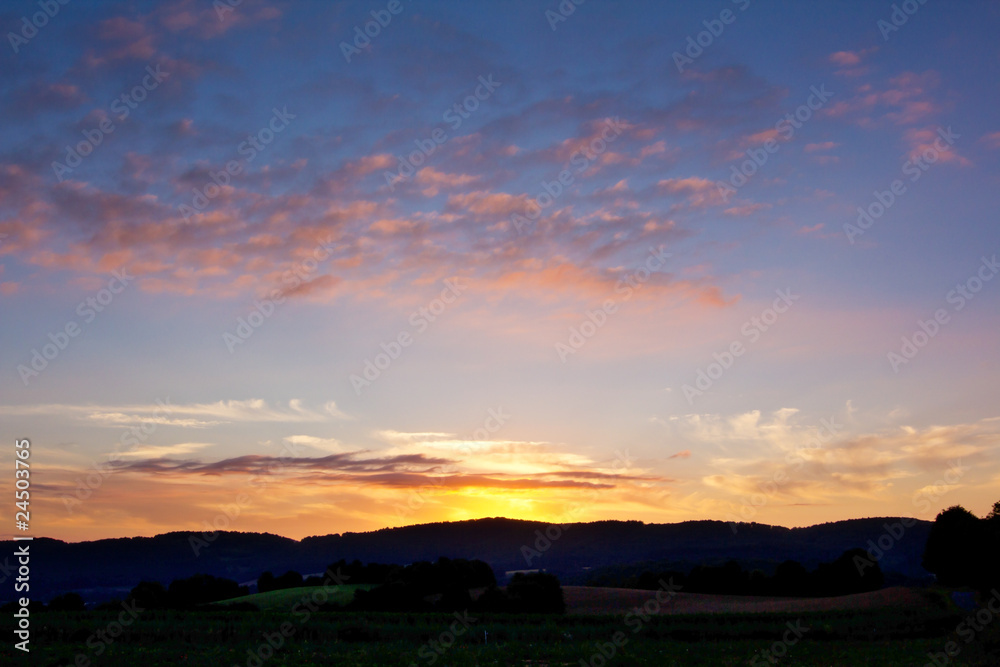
left=0, top=399, right=335, bottom=426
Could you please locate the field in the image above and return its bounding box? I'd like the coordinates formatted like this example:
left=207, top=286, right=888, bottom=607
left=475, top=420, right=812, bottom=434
left=211, top=584, right=373, bottom=611
left=562, top=585, right=934, bottom=615
left=4, top=586, right=997, bottom=666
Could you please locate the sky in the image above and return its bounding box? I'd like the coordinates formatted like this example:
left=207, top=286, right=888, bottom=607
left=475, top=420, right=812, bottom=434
left=1, top=0, right=999, bottom=543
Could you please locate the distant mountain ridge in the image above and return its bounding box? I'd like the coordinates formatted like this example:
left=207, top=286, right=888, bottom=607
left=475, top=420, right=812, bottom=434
left=1, top=516, right=933, bottom=603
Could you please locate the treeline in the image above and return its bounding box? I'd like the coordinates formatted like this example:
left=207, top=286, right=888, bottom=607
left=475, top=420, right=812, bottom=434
left=258, top=559, right=400, bottom=592
left=127, top=574, right=248, bottom=609
left=620, top=548, right=884, bottom=597
left=258, top=557, right=494, bottom=593
left=12, top=556, right=565, bottom=615
left=352, top=565, right=564, bottom=614
left=256, top=557, right=563, bottom=613
left=0, top=574, right=249, bottom=613
left=923, top=502, right=1000, bottom=592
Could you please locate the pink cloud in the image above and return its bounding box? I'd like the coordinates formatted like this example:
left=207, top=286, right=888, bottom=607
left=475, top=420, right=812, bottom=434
left=724, top=202, right=771, bottom=217
left=796, top=223, right=825, bottom=235
left=282, top=274, right=341, bottom=299
left=903, top=127, right=971, bottom=166
left=980, top=132, right=1000, bottom=150
left=157, top=0, right=282, bottom=38
left=445, top=190, right=531, bottom=218
left=828, top=47, right=878, bottom=77
left=658, top=177, right=726, bottom=208
left=743, top=128, right=783, bottom=146
left=414, top=167, right=478, bottom=196
left=804, top=142, right=839, bottom=153
left=829, top=51, right=863, bottom=67
left=639, top=140, right=668, bottom=159
left=822, top=71, right=943, bottom=127
left=347, top=154, right=396, bottom=177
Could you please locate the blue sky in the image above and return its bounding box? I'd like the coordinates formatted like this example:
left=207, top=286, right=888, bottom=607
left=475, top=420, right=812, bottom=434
left=1, top=0, right=998, bottom=541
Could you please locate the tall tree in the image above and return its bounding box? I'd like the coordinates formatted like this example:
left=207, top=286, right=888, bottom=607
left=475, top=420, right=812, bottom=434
left=922, top=505, right=986, bottom=587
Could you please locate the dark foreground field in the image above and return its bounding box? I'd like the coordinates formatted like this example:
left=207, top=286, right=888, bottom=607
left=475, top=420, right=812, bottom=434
left=4, top=587, right=998, bottom=666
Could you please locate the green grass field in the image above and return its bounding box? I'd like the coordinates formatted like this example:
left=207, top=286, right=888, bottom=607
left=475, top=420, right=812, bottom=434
left=4, top=587, right=997, bottom=666
left=210, top=584, right=372, bottom=611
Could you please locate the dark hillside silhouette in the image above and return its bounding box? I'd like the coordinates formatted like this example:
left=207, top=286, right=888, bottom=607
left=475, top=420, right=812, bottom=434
left=0, top=516, right=933, bottom=604
left=628, top=549, right=882, bottom=597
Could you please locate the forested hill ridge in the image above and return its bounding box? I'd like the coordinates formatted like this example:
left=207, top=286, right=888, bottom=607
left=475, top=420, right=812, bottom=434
left=1, top=516, right=932, bottom=602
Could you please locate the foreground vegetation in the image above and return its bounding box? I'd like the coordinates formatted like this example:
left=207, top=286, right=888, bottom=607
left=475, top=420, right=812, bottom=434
left=211, top=584, right=372, bottom=611
left=5, top=591, right=998, bottom=667
left=5, top=504, right=996, bottom=664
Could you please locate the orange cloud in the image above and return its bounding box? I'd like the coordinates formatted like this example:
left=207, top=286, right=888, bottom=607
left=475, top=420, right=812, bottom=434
left=446, top=190, right=531, bottom=218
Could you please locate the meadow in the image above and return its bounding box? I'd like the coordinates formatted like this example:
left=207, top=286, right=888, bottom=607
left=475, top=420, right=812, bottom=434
left=5, top=585, right=997, bottom=666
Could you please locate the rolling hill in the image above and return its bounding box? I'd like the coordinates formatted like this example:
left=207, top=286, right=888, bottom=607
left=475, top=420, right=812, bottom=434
left=0, top=516, right=933, bottom=603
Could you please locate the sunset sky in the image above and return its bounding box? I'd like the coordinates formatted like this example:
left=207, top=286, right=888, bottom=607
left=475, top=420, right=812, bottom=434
left=1, top=0, right=999, bottom=543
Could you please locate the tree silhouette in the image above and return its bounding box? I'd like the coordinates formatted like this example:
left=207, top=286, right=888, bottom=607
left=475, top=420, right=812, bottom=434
left=257, top=571, right=276, bottom=593
left=129, top=581, right=169, bottom=609
left=923, top=503, right=1000, bottom=586
left=167, top=574, right=247, bottom=608
left=48, top=592, right=86, bottom=611
left=506, top=572, right=565, bottom=614
left=812, top=548, right=883, bottom=596
left=773, top=560, right=809, bottom=596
